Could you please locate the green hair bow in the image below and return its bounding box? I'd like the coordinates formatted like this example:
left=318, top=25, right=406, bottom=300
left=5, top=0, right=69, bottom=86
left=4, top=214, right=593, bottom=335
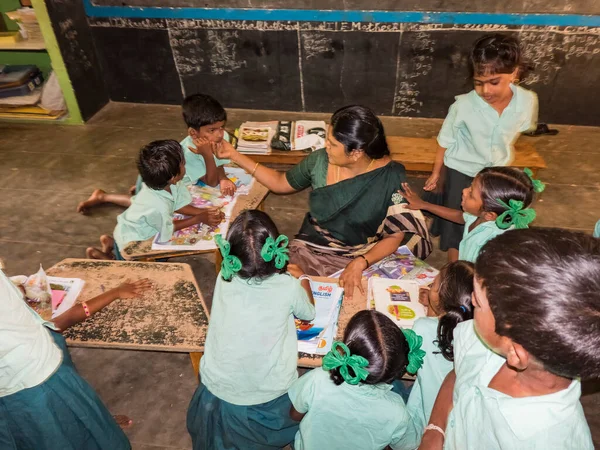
left=261, top=235, right=289, bottom=269
left=322, top=341, right=370, bottom=385
left=495, top=199, right=536, bottom=230
left=214, top=234, right=242, bottom=280
left=524, top=168, right=546, bottom=194
left=402, top=329, right=426, bottom=375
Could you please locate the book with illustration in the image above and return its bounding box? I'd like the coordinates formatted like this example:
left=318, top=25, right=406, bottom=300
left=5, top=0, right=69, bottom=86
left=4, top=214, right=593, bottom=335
left=236, top=121, right=278, bottom=154
left=369, top=278, right=425, bottom=329
left=151, top=168, right=254, bottom=251
left=296, top=280, right=343, bottom=355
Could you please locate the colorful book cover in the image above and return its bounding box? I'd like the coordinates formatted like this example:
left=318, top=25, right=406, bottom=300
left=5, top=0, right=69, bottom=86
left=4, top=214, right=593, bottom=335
left=370, top=279, right=424, bottom=328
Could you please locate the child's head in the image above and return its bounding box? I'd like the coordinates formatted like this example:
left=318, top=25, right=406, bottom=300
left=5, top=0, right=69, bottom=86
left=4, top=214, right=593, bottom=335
left=216, top=209, right=288, bottom=282
left=475, top=228, right=600, bottom=380
left=462, top=167, right=542, bottom=229
left=137, top=139, right=185, bottom=190
left=427, top=261, right=475, bottom=361
left=325, top=310, right=424, bottom=386
left=327, top=105, right=390, bottom=166
left=182, top=94, right=227, bottom=144
left=470, top=34, right=522, bottom=104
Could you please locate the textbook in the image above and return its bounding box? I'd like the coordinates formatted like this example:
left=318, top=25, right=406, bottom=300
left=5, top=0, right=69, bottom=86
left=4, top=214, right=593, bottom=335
left=236, top=121, right=278, bottom=154
left=296, top=280, right=343, bottom=355
left=369, top=278, right=425, bottom=329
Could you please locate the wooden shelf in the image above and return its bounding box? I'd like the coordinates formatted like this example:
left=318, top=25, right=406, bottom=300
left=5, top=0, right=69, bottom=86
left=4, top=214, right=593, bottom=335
left=0, top=38, right=45, bottom=51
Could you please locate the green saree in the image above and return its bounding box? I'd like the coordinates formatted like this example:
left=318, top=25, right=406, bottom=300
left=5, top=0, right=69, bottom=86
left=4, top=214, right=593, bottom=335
left=285, top=150, right=432, bottom=273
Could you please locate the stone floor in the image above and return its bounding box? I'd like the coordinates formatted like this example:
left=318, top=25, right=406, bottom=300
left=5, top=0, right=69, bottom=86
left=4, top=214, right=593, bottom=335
left=0, top=102, right=598, bottom=449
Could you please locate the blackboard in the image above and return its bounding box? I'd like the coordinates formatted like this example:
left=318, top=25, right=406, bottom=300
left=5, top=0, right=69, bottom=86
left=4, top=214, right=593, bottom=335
left=91, top=19, right=182, bottom=104
left=91, top=0, right=600, bottom=15
left=85, top=18, right=600, bottom=126
left=168, top=25, right=302, bottom=111
left=45, top=0, right=109, bottom=121
left=46, top=0, right=109, bottom=120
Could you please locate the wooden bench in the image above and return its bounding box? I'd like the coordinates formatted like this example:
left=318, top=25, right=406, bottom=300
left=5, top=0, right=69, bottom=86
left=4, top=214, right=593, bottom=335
left=244, top=136, right=547, bottom=176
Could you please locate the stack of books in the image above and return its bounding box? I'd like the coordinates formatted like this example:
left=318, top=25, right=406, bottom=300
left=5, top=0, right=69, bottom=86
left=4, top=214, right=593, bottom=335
left=235, top=121, right=278, bottom=155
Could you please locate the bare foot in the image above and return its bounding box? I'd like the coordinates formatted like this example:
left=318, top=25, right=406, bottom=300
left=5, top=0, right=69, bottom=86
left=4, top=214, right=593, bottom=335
left=77, top=189, right=107, bottom=214
left=86, top=247, right=114, bottom=260
left=113, top=415, right=133, bottom=429
left=100, top=235, right=115, bottom=254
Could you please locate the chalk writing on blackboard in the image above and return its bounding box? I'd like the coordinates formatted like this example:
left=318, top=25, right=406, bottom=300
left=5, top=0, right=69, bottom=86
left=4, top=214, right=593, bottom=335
left=168, top=28, right=205, bottom=76
left=58, top=19, right=93, bottom=75
left=206, top=30, right=248, bottom=75
left=302, top=32, right=333, bottom=60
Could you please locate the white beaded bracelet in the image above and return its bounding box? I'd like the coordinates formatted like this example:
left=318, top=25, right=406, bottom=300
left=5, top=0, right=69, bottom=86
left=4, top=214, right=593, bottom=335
left=298, top=275, right=312, bottom=282
left=424, top=424, right=445, bottom=439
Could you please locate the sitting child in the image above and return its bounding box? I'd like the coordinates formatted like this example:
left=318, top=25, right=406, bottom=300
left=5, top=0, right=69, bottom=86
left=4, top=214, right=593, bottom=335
left=406, top=261, right=474, bottom=441
left=186, top=210, right=316, bottom=450
left=403, top=166, right=544, bottom=262
left=77, top=93, right=235, bottom=214
left=86, top=140, right=223, bottom=260
left=0, top=268, right=132, bottom=449
left=288, top=310, right=424, bottom=450
left=420, top=228, right=597, bottom=449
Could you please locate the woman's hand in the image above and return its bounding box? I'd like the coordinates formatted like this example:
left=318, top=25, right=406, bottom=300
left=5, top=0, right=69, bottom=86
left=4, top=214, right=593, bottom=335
left=338, top=258, right=367, bottom=300
left=116, top=279, right=152, bottom=299
left=213, top=140, right=237, bottom=160
left=401, top=183, right=427, bottom=210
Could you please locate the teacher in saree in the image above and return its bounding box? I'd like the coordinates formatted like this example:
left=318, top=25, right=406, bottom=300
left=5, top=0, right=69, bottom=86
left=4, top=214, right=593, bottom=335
left=213, top=105, right=431, bottom=299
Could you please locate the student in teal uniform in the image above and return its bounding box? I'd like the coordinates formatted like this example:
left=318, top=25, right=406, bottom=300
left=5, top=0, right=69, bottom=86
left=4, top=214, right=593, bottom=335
left=423, top=34, right=538, bottom=262
left=403, top=166, right=544, bottom=262
left=406, top=261, right=473, bottom=443
left=86, top=140, right=224, bottom=260
left=420, top=229, right=597, bottom=450
left=594, top=220, right=600, bottom=237
left=76, top=94, right=235, bottom=214
left=187, top=210, right=316, bottom=450
left=288, top=310, right=424, bottom=450
left=0, top=269, right=132, bottom=450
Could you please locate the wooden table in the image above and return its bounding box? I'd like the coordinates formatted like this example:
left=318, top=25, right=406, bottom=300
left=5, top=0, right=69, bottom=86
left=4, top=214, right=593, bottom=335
left=46, top=262, right=367, bottom=376
left=47, top=259, right=209, bottom=373
left=121, top=181, right=270, bottom=272
left=243, top=136, right=547, bottom=176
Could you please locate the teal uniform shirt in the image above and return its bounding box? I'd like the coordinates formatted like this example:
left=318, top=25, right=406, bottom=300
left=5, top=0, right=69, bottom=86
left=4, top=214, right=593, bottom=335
left=458, top=213, right=511, bottom=263
left=406, top=317, right=453, bottom=440
left=438, top=84, right=538, bottom=177
left=445, top=321, right=593, bottom=450
left=288, top=368, right=420, bottom=450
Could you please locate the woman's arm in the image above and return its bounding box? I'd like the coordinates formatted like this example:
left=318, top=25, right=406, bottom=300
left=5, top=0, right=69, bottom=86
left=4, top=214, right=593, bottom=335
left=339, top=233, right=404, bottom=300
left=52, top=279, right=152, bottom=331
left=213, top=141, right=297, bottom=194
left=402, top=183, right=465, bottom=225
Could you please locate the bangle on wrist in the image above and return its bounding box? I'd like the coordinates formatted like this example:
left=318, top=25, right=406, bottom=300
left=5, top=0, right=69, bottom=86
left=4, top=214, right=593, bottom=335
left=357, top=254, right=369, bottom=269
left=251, top=162, right=260, bottom=177
left=299, top=275, right=311, bottom=282
left=424, top=424, right=445, bottom=439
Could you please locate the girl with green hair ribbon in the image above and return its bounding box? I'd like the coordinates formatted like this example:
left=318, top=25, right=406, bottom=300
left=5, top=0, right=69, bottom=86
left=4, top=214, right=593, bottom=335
left=402, top=166, right=544, bottom=263
left=188, top=210, right=316, bottom=450
left=287, top=310, right=423, bottom=450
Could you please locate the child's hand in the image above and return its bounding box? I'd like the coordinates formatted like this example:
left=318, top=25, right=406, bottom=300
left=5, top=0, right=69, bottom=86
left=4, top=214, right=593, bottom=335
left=196, top=207, right=225, bottom=227
left=220, top=177, right=236, bottom=196
left=190, top=137, right=212, bottom=155
left=213, top=140, right=236, bottom=160
left=117, top=278, right=152, bottom=299
left=287, top=264, right=305, bottom=279
left=423, top=172, right=440, bottom=191
left=401, top=183, right=426, bottom=210
left=418, top=286, right=430, bottom=308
